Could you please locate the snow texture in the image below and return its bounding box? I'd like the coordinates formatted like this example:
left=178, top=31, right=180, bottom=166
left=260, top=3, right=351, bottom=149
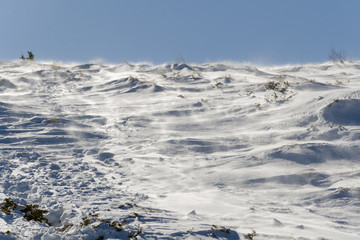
left=0, top=60, right=360, bottom=239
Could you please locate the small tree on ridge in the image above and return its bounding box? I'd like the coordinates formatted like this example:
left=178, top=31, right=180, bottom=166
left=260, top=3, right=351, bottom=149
left=20, top=51, right=35, bottom=61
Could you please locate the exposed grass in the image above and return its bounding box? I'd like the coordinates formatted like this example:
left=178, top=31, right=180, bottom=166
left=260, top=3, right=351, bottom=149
left=247, top=229, right=256, bottom=240
left=0, top=198, right=18, bottom=215
left=21, top=204, right=50, bottom=225
left=265, top=80, right=290, bottom=94
left=46, top=118, right=61, bottom=123
left=1, top=198, right=50, bottom=226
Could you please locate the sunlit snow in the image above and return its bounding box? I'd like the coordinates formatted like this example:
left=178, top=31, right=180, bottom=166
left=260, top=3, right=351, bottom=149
left=0, top=60, right=360, bottom=239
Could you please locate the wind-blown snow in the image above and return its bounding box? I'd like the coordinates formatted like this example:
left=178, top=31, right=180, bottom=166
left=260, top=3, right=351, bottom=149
left=0, top=60, right=360, bottom=239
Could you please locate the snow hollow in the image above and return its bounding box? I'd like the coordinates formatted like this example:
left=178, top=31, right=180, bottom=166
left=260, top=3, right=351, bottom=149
left=0, top=60, right=360, bottom=239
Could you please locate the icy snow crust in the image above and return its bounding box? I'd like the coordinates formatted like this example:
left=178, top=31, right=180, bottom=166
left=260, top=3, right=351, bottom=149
left=0, top=61, right=360, bottom=239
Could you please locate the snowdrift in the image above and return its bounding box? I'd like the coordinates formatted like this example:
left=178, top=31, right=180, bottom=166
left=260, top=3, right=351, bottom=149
left=0, top=60, right=360, bottom=239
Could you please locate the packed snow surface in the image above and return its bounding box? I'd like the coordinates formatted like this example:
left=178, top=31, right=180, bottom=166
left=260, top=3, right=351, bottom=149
left=0, top=60, right=360, bottom=239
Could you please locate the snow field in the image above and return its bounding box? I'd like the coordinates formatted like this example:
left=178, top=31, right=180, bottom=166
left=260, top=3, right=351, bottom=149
left=0, top=60, right=360, bottom=239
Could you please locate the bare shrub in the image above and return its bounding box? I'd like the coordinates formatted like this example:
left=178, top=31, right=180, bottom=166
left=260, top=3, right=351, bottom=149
left=328, top=48, right=346, bottom=63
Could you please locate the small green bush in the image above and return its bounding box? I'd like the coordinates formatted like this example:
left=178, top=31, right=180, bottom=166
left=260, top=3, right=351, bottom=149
left=27, top=51, right=34, bottom=60
left=1, top=198, right=51, bottom=226
left=20, top=51, right=35, bottom=61
left=20, top=204, right=50, bottom=225
left=0, top=198, right=18, bottom=214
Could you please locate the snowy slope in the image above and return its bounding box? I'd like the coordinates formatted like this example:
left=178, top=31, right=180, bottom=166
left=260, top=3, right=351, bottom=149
left=0, top=60, right=359, bottom=239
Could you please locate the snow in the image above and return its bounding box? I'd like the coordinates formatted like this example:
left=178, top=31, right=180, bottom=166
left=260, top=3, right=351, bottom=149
left=0, top=60, right=360, bottom=239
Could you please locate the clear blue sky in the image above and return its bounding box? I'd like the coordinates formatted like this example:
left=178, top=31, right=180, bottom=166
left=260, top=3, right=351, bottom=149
left=1, top=0, right=359, bottom=64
